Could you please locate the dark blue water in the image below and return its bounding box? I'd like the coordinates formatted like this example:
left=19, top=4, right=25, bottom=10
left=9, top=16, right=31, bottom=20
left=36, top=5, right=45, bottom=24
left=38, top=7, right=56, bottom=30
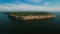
left=0, top=12, right=60, bottom=34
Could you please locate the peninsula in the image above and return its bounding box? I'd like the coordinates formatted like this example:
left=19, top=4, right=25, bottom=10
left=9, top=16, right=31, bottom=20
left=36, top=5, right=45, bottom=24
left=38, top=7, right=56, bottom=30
left=8, top=12, right=55, bottom=20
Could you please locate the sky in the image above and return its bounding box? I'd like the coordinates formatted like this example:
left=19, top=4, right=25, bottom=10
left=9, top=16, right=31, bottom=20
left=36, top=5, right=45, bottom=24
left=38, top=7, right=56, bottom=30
left=0, top=0, right=60, bottom=11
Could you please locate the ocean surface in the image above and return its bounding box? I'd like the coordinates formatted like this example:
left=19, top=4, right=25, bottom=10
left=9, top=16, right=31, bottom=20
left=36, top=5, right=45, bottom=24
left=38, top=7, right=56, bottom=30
left=0, top=12, right=60, bottom=34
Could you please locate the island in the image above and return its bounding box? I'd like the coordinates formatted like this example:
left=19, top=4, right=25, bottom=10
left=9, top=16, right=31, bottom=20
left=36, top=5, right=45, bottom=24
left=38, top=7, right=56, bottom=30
left=7, top=12, right=55, bottom=20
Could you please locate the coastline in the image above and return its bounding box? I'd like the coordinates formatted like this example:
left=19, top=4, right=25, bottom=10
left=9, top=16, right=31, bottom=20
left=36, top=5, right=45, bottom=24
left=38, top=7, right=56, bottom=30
left=9, top=14, right=55, bottom=20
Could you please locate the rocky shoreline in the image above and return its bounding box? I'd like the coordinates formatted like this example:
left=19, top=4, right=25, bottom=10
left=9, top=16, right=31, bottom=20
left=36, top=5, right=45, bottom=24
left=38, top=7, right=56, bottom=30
left=9, top=14, right=55, bottom=20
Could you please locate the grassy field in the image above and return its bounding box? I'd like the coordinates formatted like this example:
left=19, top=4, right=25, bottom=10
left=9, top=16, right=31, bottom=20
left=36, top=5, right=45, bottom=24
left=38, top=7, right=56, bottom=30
left=7, top=12, right=53, bottom=16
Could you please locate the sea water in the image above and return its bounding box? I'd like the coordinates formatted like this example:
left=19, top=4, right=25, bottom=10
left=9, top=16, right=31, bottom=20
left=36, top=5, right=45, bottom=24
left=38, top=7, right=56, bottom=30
left=0, top=12, right=60, bottom=34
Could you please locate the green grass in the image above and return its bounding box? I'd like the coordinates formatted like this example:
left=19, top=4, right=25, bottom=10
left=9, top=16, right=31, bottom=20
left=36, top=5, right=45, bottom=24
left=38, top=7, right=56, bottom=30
left=7, top=12, right=53, bottom=16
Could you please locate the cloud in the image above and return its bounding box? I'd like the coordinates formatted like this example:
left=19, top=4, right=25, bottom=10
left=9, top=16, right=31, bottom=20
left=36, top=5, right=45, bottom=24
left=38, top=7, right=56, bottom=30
left=12, top=0, right=21, bottom=4
left=0, top=1, right=60, bottom=12
left=43, top=2, right=50, bottom=6
left=28, top=0, right=41, bottom=3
